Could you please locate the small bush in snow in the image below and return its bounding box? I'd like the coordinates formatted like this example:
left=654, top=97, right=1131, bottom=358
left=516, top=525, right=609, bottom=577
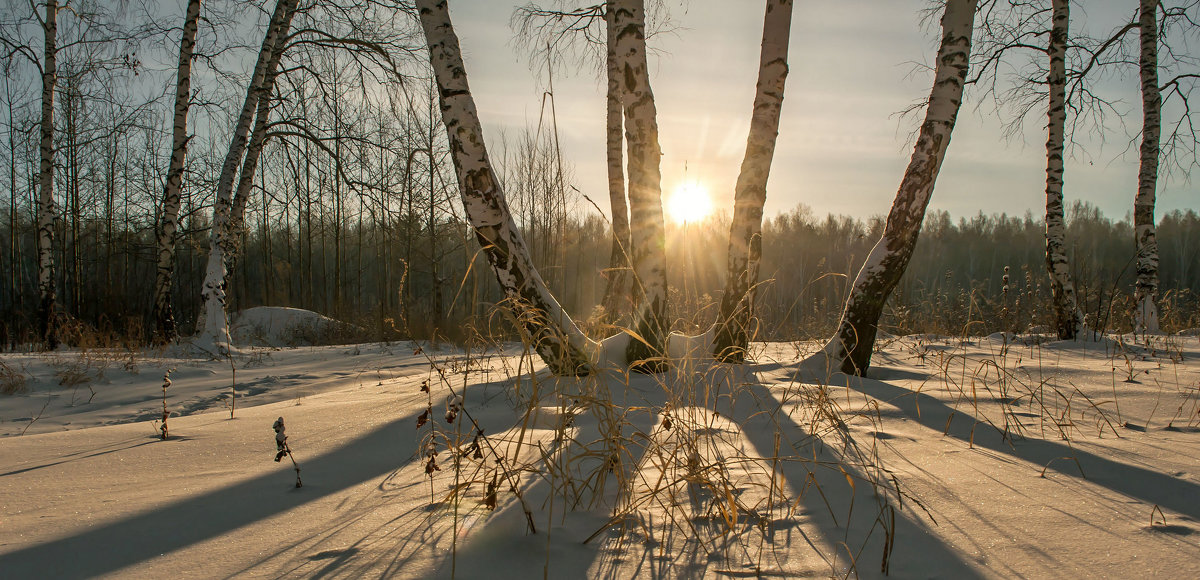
left=273, top=417, right=302, bottom=488
left=0, top=361, right=27, bottom=395
left=160, top=369, right=173, bottom=440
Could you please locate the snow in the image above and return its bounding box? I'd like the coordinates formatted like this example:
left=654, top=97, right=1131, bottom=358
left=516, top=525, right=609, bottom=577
left=1, top=333, right=1198, bottom=578
left=229, top=306, right=361, bottom=348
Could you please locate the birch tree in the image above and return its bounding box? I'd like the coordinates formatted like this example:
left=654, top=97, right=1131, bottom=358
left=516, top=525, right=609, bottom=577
left=1133, top=0, right=1161, bottom=334
left=509, top=2, right=654, bottom=327
left=712, top=0, right=792, bottom=363
left=153, top=0, right=202, bottom=344
left=1043, top=0, right=1084, bottom=339
left=599, top=4, right=631, bottom=326
left=195, top=0, right=296, bottom=353
left=36, top=0, right=58, bottom=349
left=611, top=0, right=667, bottom=371
left=823, top=0, right=978, bottom=375
left=416, top=0, right=594, bottom=375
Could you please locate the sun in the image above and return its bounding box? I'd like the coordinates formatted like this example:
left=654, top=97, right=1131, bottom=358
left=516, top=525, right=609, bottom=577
left=666, top=180, right=713, bottom=224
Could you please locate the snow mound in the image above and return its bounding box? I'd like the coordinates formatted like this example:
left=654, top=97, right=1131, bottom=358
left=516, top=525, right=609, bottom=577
left=229, top=307, right=362, bottom=347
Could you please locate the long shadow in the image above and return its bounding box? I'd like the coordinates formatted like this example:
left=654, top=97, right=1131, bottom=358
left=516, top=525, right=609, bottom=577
left=440, top=370, right=662, bottom=579
left=837, top=369, right=1200, bottom=521
left=446, top=362, right=982, bottom=578
left=731, top=363, right=984, bottom=578
left=0, top=438, right=160, bottom=477
left=0, top=402, right=430, bottom=578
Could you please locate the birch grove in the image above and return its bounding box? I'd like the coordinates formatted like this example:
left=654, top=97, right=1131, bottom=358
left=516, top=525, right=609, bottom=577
left=712, top=0, right=792, bottom=363
left=1043, top=0, right=1084, bottom=340
left=195, top=0, right=296, bottom=353
left=823, top=0, right=978, bottom=375
left=0, top=0, right=1193, bottom=357
left=153, top=0, right=202, bottom=344
left=611, top=0, right=668, bottom=371
left=1134, top=0, right=1161, bottom=334
left=416, top=0, right=594, bottom=375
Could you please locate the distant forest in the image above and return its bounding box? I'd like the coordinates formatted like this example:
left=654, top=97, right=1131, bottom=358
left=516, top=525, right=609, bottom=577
left=2, top=174, right=1196, bottom=348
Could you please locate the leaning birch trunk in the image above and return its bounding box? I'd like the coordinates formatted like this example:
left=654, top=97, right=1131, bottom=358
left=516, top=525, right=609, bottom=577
left=194, top=0, right=295, bottom=353
left=1134, top=0, right=1161, bottom=334
left=823, top=0, right=977, bottom=375
left=1044, top=0, right=1083, bottom=340
left=227, top=15, right=291, bottom=282
left=599, top=4, right=631, bottom=327
left=36, top=0, right=59, bottom=350
left=713, top=0, right=792, bottom=363
left=612, top=0, right=668, bottom=371
left=153, top=0, right=202, bottom=344
left=416, top=0, right=594, bottom=375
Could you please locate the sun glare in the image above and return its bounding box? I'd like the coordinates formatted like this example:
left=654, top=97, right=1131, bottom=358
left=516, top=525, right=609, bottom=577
left=666, top=181, right=713, bottom=224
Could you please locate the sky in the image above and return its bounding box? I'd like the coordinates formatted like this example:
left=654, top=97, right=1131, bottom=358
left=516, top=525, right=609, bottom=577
left=444, top=0, right=1195, bottom=223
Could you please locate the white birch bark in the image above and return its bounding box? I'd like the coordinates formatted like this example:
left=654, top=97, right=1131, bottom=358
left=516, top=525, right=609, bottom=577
left=416, top=0, right=595, bottom=375
left=823, top=0, right=977, bottom=375
left=227, top=13, right=290, bottom=280
left=1044, top=0, right=1083, bottom=340
left=154, top=0, right=202, bottom=344
left=36, top=0, right=58, bottom=349
left=195, top=0, right=295, bottom=353
left=713, top=0, right=792, bottom=363
left=599, top=4, right=631, bottom=326
left=612, top=0, right=668, bottom=371
left=1134, top=0, right=1161, bottom=334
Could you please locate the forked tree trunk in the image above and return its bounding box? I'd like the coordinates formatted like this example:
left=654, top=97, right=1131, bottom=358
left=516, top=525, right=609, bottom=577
left=713, top=0, right=792, bottom=363
left=1134, top=0, right=1160, bottom=334
left=416, top=0, right=594, bottom=375
left=824, top=0, right=977, bottom=375
left=612, top=0, right=668, bottom=371
left=36, top=0, right=59, bottom=350
left=153, top=0, right=202, bottom=344
left=195, top=0, right=295, bottom=353
left=1044, top=0, right=1083, bottom=340
left=599, top=4, right=631, bottom=327
left=227, top=15, right=291, bottom=282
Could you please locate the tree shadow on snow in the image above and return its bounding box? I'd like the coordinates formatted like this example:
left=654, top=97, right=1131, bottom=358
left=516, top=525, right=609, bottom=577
left=0, top=398, right=435, bottom=578
left=829, top=366, right=1200, bottom=522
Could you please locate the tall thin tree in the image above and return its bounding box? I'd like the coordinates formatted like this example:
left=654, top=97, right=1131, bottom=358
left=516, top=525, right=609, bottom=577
left=154, top=0, right=202, bottom=344
left=1044, top=0, right=1084, bottom=340
left=823, top=0, right=978, bottom=375
left=712, top=0, right=793, bottom=363
left=35, top=0, right=58, bottom=349
left=195, top=0, right=296, bottom=352
left=599, top=3, right=631, bottom=326
left=611, top=0, right=668, bottom=371
left=416, top=0, right=594, bottom=375
left=1134, top=0, right=1161, bottom=334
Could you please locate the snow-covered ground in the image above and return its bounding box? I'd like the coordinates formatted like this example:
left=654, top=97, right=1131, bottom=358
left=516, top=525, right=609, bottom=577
left=1, top=330, right=1198, bottom=578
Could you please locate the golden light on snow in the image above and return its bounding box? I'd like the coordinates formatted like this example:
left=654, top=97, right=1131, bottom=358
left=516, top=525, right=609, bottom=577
left=666, top=180, right=713, bottom=224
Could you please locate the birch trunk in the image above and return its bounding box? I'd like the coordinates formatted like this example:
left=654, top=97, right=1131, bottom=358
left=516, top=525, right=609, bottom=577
left=153, top=0, right=202, bottom=344
left=1044, top=0, right=1083, bottom=340
left=195, top=0, right=295, bottom=353
left=416, top=0, right=594, bottom=375
left=599, top=5, right=631, bottom=326
left=612, top=0, right=668, bottom=371
left=36, top=0, right=58, bottom=350
left=713, top=0, right=792, bottom=363
left=1134, top=0, right=1161, bottom=334
left=227, top=12, right=291, bottom=281
left=824, top=0, right=977, bottom=375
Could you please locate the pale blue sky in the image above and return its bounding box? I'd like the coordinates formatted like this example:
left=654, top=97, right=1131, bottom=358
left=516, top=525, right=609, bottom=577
left=448, top=0, right=1195, bottom=223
